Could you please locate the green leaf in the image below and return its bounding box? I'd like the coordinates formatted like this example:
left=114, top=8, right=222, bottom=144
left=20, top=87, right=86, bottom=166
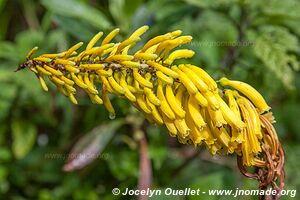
left=106, top=148, right=139, bottom=180
left=63, top=119, right=125, bottom=171
left=12, top=120, right=37, bottom=159
left=109, top=0, right=143, bottom=32
left=0, top=147, right=11, bottom=162
left=14, top=30, right=46, bottom=62
left=262, top=0, right=300, bottom=19
left=52, top=15, right=94, bottom=41
left=188, top=172, right=224, bottom=200
left=253, top=26, right=300, bottom=89
left=0, top=0, right=6, bottom=12
left=184, top=0, right=239, bottom=8
left=0, top=41, right=17, bottom=61
left=41, top=0, right=111, bottom=30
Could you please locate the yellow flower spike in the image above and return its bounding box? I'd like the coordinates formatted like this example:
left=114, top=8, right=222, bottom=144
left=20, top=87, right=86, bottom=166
left=203, top=91, right=220, bottom=110
left=220, top=77, right=271, bottom=114
left=174, top=84, right=186, bottom=103
left=83, top=46, right=99, bottom=56
left=135, top=94, right=152, bottom=114
left=119, top=71, right=136, bottom=102
left=174, top=85, right=189, bottom=118
left=215, top=94, right=245, bottom=131
left=133, top=77, right=144, bottom=93
left=64, top=84, right=76, bottom=94
left=33, top=57, right=52, bottom=63
left=145, top=98, right=163, bottom=125
left=86, top=32, right=103, bottom=50
left=156, top=36, right=192, bottom=55
left=41, top=53, right=63, bottom=59
left=185, top=116, right=204, bottom=145
left=134, top=52, right=158, bottom=60
left=174, top=118, right=190, bottom=138
left=120, top=61, right=141, bottom=68
left=164, top=49, right=195, bottom=65
left=120, top=45, right=130, bottom=55
left=144, top=73, right=160, bottom=106
left=194, top=92, right=208, bottom=107
left=238, top=102, right=262, bottom=154
left=26, top=46, right=38, bottom=59
left=133, top=68, right=153, bottom=88
left=21, top=27, right=285, bottom=190
left=65, top=65, right=80, bottom=73
left=96, top=68, right=113, bottom=77
left=80, top=63, right=105, bottom=70
left=100, top=45, right=118, bottom=57
left=172, top=35, right=193, bottom=44
left=102, top=86, right=116, bottom=119
left=156, top=81, right=176, bottom=120
left=165, top=84, right=185, bottom=118
left=38, top=76, right=48, bottom=92
left=102, top=28, right=120, bottom=45
left=55, top=59, right=76, bottom=66
left=71, top=73, right=88, bottom=89
left=224, top=90, right=241, bottom=119
left=147, top=61, right=179, bottom=78
left=100, top=76, right=114, bottom=93
left=63, top=42, right=84, bottom=58
left=238, top=96, right=262, bottom=139
left=208, top=119, right=231, bottom=149
left=161, top=112, right=178, bottom=137
left=186, top=94, right=206, bottom=129
left=241, top=135, right=253, bottom=166
left=50, top=76, right=65, bottom=85
left=156, top=71, right=174, bottom=85
left=89, top=93, right=103, bottom=104
left=202, top=129, right=217, bottom=147
left=68, top=93, right=78, bottom=105
left=187, top=64, right=218, bottom=91
left=90, top=43, right=115, bottom=58
left=207, top=106, right=227, bottom=128
left=105, top=54, right=134, bottom=62
left=144, top=44, right=159, bottom=54
left=43, top=65, right=63, bottom=76
left=172, top=65, right=198, bottom=94
left=179, top=64, right=209, bottom=93
left=29, top=67, right=38, bottom=74
left=125, top=74, right=141, bottom=94
left=170, top=30, right=182, bottom=38
left=117, top=37, right=141, bottom=53
left=141, top=34, right=172, bottom=52
left=60, top=75, right=74, bottom=85
left=159, top=36, right=193, bottom=58
left=128, top=25, right=149, bottom=39
left=83, top=72, right=98, bottom=95
left=154, top=40, right=173, bottom=56
left=108, top=43, right=120, bottom=56
left=36, top=65, right=52, bottom=76
left=107, top=75, right=125, bottom=95
left=55, top=84, right=68, bottom=96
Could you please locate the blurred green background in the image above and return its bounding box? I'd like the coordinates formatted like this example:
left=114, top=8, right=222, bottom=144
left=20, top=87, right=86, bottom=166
left=0, top=0, right=299, bottom=199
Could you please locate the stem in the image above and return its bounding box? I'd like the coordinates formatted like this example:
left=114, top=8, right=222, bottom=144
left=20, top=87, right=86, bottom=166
left=220, top=5, right=248, bottom=70
left=137, top=120, right=152, bottom=200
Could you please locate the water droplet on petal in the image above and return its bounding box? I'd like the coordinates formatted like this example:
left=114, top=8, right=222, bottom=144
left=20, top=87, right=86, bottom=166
left=109, top=112, right=116, bottom=119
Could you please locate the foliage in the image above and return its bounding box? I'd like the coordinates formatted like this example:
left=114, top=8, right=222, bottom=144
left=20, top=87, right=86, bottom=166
left=0, top=0, right=299, bottom=199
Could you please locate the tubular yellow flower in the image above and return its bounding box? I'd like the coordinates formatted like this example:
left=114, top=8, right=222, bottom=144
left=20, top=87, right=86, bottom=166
left=18, top=26, right=285, bottom=194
